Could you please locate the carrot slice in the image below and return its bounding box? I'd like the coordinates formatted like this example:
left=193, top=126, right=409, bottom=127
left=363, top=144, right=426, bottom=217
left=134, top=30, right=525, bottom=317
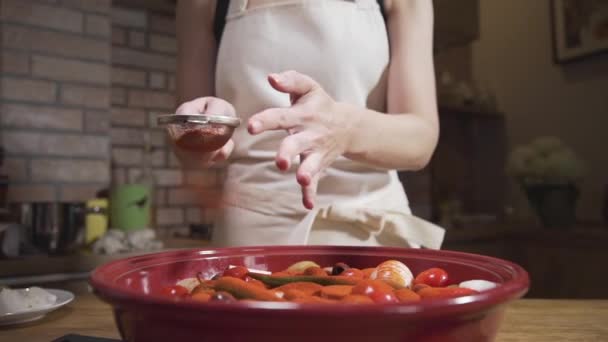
left=320, top=285, right=354, bottom=300
left=283, top=289, right=308, bottom=301
left=341, top=295, right=374, bottom=304
left=190, top=291, right=212, bottom=302
left=214, top=277, right=283, bottom=301
left=292, top=296, right=337, bottom=304
left=274, top=282, right=323, bottom=296
left=395, top=288, right=421, bottom=302
left=412, top=283, right=430, bottom=292
left=418, top=287, right=478, bottom=299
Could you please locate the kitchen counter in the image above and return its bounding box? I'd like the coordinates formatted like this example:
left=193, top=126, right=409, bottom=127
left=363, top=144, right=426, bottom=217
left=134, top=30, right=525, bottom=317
left=1, top=285, right=606, bottom=342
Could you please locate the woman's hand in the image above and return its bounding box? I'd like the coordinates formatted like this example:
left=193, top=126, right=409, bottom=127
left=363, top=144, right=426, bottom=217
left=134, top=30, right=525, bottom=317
left=172, top=97, right=236, bottom=168
left=248, top=71, right=354, bottom=210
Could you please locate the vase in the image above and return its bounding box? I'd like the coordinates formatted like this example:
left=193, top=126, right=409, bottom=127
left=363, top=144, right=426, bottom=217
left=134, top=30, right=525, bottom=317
left=524, top=184, right=579, bottom=229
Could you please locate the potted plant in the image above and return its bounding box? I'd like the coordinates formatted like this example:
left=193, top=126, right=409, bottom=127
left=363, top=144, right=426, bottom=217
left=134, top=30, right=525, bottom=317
left=507, top=137, right=585, bottom=229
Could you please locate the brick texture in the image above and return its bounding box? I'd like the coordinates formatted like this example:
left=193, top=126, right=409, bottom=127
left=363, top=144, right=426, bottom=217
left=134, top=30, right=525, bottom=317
left=60, top=85, right=110, bottom=108
left=128, top=30, right=146, bottom=48
left=156, top=207, right=184, bottom=226
left=3, top=131, right=109, bottom=157
left=112, top=47, right=175, bottom=71
left=1, top=0, right=112, bottom=205
left=84, top=110, right=110, bottom=133
left=111, top=7, right=147, bottom=28
left=1, top=77, right=57, bottom=103
left=149, top=14, right=175, bottom=34
left=1, top=158, right=28, bottom=181
left=185, top=207, right=201, bottom=223
left=1, top=104, right=83, bottom=131
left=31, top=159, right=110, bottom=183
left=168, top=188, right=199, bottom=205
left=149, top=34, right=176, bottom=53
left=7, top=184, right=56, bottom=202
left=85, top=14, right=110, bottom=37
left=148, top=72, right=166, bottom=89
left=2, top=0, right=84, bottom=33
left=60, top=185, right=104, bottom=201
left=112, top=67, right=146, bottom=87
left=112, top=26, right=127, bottom=45
left=2, top=51, right=29, bottom=75
left=60, top=0, right=110, bottom=14
left=111, top=87, right=127, bottom=105
left=3, top=24, right=110, bottom=62
left=128, top=89, right=174, bottom=109
left=111, top=107, right=146, bottom=127
left=32, top=55, right=109, bottom=84
left=112, top=147, right=143, bottom=166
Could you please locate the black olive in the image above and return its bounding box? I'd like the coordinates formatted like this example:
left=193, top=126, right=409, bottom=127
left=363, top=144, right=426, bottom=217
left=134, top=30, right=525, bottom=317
left=331, top=262, right=350, bottom=276
left=211, top=291, right=236, bottom=302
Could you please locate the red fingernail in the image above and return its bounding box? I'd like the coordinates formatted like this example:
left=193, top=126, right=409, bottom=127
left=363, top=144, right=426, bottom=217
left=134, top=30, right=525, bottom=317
left=304, top=198, right=314, bottom=210
left=276, top=158, right=289, bottom=171
left=297, top=173, right=310, bottom=186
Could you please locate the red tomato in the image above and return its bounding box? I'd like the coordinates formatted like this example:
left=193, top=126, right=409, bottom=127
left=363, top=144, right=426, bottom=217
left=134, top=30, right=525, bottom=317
left=341, top=268, right=364, bottom=278
left=352, top=280, right=398, bottom=304
left=160, top=285, right=189, bottom=298
left=414, top=268, right=449, bottom=287
left=222, top=266, right=249, bottom=279
left=369, top=290, right=399, bottom=304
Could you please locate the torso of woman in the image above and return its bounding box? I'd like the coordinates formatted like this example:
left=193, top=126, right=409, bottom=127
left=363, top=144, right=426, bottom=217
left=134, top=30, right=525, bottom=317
left=212, top=0, right=414, bottom=247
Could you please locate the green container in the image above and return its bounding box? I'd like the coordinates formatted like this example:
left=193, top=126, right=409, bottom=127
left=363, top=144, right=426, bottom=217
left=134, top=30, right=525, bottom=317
left=110, top=184, right=151, bottom=231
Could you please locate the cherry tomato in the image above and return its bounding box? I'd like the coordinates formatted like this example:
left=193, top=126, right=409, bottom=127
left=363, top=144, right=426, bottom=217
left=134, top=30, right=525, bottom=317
left=160, top=285, right=189, bottom=298
left=352, top=280, right=398, bottom=304
left=341, top=268, right=364, bottom=278
left=222, top=266, right=249, bottom=279
left=369, top=291, right=399, bottom=304
left=361, top=268, right=376, bottom=279
left=414, top=268, right=449, bottom=287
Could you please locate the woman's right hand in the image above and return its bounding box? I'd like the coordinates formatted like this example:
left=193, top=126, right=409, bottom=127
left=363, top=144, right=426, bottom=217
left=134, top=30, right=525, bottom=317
left=171, top=97, right=236, bottom=168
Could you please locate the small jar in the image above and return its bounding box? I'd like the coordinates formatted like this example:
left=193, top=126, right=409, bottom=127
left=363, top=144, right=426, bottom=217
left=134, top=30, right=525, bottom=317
left=85, top=198, right=108, bottom=244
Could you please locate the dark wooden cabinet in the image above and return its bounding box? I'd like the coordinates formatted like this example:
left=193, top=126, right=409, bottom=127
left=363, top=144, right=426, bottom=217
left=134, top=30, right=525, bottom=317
left=443, top=225, right=608, bottom=299
left=429, top=107, right=508, bottom=221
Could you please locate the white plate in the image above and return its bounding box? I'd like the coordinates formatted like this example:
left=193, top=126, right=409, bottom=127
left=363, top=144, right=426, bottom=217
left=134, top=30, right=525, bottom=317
left=0, top=289, right=75, bottom=326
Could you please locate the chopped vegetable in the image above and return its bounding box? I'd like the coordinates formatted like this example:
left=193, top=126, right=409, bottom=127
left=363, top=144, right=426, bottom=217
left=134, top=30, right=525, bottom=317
left=162, top=260, right=501, bottom=305
left=286, top=261, right=321, bottom=274
left=247, top=273, right=359, bottom=287
left=214, top=277, right=282, bottom=301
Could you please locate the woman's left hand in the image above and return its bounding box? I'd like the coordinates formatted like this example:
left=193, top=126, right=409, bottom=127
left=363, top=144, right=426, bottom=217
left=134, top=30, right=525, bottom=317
left=248, top=70, right=354, bottom=210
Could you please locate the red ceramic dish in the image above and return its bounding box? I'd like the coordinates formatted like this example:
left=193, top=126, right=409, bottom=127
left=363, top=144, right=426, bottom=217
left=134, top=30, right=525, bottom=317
left=90, top=246, right=529, bottom=342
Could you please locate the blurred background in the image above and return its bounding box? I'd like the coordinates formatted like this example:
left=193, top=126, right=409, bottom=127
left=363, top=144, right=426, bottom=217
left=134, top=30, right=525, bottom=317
left=0, top=0, right=606, bottom=299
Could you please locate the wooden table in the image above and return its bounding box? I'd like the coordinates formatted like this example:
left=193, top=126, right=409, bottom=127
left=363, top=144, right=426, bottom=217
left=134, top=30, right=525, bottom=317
left=1, top=292, right=606, bottom=341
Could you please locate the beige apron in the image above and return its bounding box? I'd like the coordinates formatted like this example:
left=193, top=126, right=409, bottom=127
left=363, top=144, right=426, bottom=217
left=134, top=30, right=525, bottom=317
left=213, top=0, right=445, bottom=248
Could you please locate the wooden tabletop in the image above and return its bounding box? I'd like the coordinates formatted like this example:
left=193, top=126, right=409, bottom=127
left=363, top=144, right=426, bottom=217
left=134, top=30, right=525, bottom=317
left=1, top=293, right=607, bottom=341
